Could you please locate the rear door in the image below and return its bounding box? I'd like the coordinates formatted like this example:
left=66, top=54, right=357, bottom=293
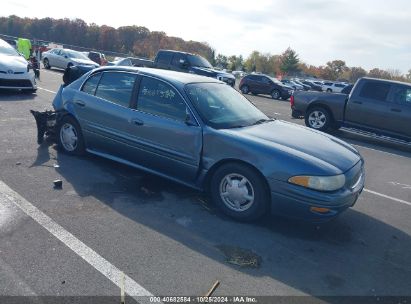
left=389, top=84, right=411, bottom=139
left=345, top=80, right=393, bottom=133
left=170, top=52, right=188, bottom=72
left=72, top=71, right=139, bottom=158
left=155, top=51, right=173, bottom=70
left=128, top=75, right=202, bottom=182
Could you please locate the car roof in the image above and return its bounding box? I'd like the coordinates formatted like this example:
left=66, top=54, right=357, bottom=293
left=91, top=66, right=223, bottom=86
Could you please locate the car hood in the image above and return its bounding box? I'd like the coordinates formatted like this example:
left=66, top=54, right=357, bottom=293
left=224, top=120, right=361, bottom=173
left=0, top=54, right=28, bottom=71
left=191, top=66, right=235, bottom=78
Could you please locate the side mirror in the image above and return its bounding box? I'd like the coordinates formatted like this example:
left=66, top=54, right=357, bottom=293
left=185, top=112, right=197, bottom=126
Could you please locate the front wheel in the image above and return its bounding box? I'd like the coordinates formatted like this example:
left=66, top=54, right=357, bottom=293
left=271, top=89, right=280, bottom=99
left=210, top=163, right=269, bottom=221
left=240, top=85, right=249, bottom=94
left=57, top=116, right=85, bottom=155
left=305, top=107, right=332, bottom=131
left=43, top=58, right=50, bottom=69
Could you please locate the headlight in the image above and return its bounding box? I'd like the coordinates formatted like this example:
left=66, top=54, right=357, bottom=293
left=288, top=174, right=345, bottom=191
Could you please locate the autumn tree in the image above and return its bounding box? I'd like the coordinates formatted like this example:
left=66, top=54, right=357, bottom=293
left=368, top=68, right=392, bottom=80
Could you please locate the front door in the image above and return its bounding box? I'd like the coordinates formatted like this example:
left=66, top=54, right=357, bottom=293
left=388, top=84, right=411, bottom=139
left=128, top=75, right=202, bottom=182
left=345, top=80, right=394, bottom=133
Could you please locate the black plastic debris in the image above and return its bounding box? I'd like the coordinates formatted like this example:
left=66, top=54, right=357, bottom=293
left=53, top=179, right=63, bottom=189
left=30, top=110, right=57, bottom=144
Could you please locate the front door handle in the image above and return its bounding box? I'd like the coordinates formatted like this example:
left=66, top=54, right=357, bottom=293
left=130, top=118, right=144, bottom=126
left=391, top=108, right=402, bottom=112
left=74, top=101, right=86, bottom=107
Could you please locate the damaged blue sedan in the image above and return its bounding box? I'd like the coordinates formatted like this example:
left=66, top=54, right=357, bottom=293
left=38, top=66, right=364, bottom=221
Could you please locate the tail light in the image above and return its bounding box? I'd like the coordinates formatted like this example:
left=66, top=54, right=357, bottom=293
left=290, top=94, right=294, bottom=107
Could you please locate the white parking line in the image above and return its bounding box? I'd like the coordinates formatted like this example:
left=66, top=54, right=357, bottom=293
left=0, top=180, right=157, bottom=303
left=364, top=188, right=411, bottom=206
left=38, top=87, right=56, bottom=94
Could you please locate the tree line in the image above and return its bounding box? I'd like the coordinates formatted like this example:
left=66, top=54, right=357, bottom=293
left=1, top=15, right=410, bottom=83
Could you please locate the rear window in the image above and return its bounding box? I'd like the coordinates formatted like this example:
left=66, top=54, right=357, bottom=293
left=95, top=72, right=137, bottom=107
left=157, top=51, right=173, bottom=65
left=359, top=81, right=391, bottom=102
left=393, top=85, right=411, bottom=105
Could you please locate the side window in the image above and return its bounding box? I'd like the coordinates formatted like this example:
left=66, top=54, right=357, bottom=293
left=262, top=77, right=270, bottom=83
left=393, top=86, right=411, bottom=106
left=157, top=52, right=173, bottom=65
left=171, top=53, right=186, bottom=67
left=81, top=73, right=101, bottom=95
left=359, top=81, right=391, bottom=102
left=137, top=77, right=187, bottom=121
left=95, top=72, right=137, bottom=107
left=254, top=76, right=263, bottom=82
left=54, top=49, right=61, bottom=55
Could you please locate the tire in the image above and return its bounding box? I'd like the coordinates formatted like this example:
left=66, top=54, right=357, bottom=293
left=57, top=116, right=85, bottom=155
left=240, top=85, right=249, bottom=94
left=305, top=107, right=333, bottom=131
left=271, top=89, right=280, bottom=100
left=326, top=88, right=332, bottom=93
left=67, top=62, right=73, bottom=68
left=43, top=58, right=50, bottom=69
left=210, top=163, right=269, bottom=221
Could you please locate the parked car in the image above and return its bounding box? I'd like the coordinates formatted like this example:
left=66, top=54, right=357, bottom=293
left=322, top=82, right=347, bottom=93
left=239, top=74, right=294, bottom=100
left=302, top=80, right=322, bottom=91
left=291, top=77, right=411, bottom=143
left=0, top=38, right=37, bottom=93
left=42, top=48, right=99, bottom=70
left=87, top=51, right=107, bottom=66
left=292, top=79, right=311, bottom=91
left=281, top=79, right=304, bottom=90
left=107, top=57, right=154, bottom=67
left=35, top=67, right=364, bottom=222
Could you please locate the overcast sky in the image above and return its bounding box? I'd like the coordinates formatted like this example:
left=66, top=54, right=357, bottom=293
left=3, top=0, right=411, bottom=73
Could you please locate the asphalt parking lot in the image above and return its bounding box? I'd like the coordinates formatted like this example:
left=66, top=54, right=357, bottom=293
left=0, top=68, right=410, bottom=303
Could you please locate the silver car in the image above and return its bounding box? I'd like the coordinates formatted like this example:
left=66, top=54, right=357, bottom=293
left=42, top=48, right=99, bottom=70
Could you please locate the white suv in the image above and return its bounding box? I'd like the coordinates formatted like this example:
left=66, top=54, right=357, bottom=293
left=322, top=82, right=346, bottom=93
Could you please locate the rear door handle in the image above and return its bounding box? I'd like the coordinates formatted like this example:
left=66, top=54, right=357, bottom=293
left=352, top=101, right=362, bottom=104
left=391, top=108, right=402, bottom=112
left=74, top=101, right=86, bottom=107
left=130, top=118, right=144, bottom=126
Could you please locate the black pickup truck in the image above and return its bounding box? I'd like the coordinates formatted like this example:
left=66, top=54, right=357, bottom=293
left=151, top=49, right=235, bottom=86
left=291, top=77, right=411, bottom=143
left=63, top=49, right=236, bottom=87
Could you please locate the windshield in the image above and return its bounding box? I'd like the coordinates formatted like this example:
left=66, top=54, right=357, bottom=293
left=187, top=54, right=213, bottom=68
left=66, top=50, right=89, bottom=60
left=185, top=83, right=268, bottom=129
left=0, top=44, right=19, bottom=56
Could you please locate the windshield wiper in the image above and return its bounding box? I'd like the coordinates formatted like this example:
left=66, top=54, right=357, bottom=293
left=251, top=118, right=275, bottom=126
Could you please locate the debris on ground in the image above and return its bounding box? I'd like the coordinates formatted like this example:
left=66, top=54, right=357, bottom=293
left=15, top=162, right=21, bottom=166
left=216, top=245, right=262, bottom=268
left=204, top=280, right=220, bottom=297
left=53, top=179, right=63, bottom=189
left=53, top=164, right=60, bottom=168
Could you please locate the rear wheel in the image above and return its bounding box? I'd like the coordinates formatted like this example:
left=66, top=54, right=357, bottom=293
left=240, top=85, right=249, bottom=94
left=43, top=58, right=50, bottom=69
left=210, top=163, right=269, bottom=221
left=57, top=116, right=85, bottom=155
left=326, top=88, right=332, bottom=93
left=305, top=107, right=332, bottom=131
left=271, top=89, right=280, bottom=99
